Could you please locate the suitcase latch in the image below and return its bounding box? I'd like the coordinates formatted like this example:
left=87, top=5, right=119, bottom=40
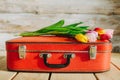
left=18, top=45, right=26, bottom=59
left=89, top=45, right=97, bottom=59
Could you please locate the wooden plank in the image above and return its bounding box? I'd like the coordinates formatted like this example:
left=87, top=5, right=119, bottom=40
left=0, top=13, right=119, bottom=33
left=114, top=8, right=120, bottom=15
left=111, top=53, right=120, bottom=69
left=0, top=0, right=115, bottom=14
left=112, top=0, right=120, bottom=3
left=0, top=71, right=17, bottom=80
left=0, top=56, right=4, bottom=60
left=112, top=0, right=120, bottom=15
left=13, top=72, right=49, bottom=80
left=50, top=73, right=96, bottom=80
left=0, top=33, right=18, bottom=55
left=95, top=64, right=120, bottom=80
left=0, top=50, right=6, bottom=56
left=0, top=56, right=7, bottom=70
left=0, top=56, right=17, bottom=80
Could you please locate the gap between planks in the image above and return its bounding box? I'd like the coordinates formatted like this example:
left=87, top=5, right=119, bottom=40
left=111, top=53, right=120, bottom=70
left=0, top=56, right=17, bottom=80
left=95, top=64, right=120, bottom=80
left=111, top=62, right=120, bottom=70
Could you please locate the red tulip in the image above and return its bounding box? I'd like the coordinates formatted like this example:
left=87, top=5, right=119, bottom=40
left=94, top=27, right=105, bottom=35
left=94, top=27, right=102, bottom=31
left=100, top=34, right=111, bottom=40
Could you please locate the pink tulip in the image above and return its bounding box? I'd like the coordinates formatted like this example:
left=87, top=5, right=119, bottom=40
left=104, top=29, right=114, bottom=39
left=86, top=31, right=98, bottom=42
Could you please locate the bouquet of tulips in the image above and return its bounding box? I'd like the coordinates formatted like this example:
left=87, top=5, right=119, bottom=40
left=20, top=20, right=114, bottom=43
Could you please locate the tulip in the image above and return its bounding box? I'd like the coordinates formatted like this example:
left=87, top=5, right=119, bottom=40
left=104, top=29, right=114, bottom=39
left=94, top=27, right=105, bottom=35
left=86, top=31, right=98, bottom=42
left=75, top=34, right=88, bottom=43
left=100, top=34, right=111, bottom=40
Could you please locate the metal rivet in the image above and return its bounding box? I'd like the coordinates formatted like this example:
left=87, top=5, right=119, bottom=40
left=64, top=53, right=75, bottom=58
left=39, top=53, right=52, bottom=58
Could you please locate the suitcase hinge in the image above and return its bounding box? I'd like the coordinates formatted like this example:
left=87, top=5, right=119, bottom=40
left=18, top=45, right=26, bottom=59
left=89, top=45, right=97, bottom=60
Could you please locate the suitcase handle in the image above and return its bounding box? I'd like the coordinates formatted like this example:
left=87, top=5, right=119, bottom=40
left=40, top=53, right=73, bottom=68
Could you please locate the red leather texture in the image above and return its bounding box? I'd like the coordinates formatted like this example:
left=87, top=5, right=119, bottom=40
left=6, top=36, right=112, bottom=72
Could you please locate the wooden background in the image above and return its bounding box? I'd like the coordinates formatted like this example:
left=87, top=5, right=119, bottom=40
left=0, top=0, right=120, bottom=55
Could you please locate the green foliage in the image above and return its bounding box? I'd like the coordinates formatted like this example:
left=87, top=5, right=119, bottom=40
left=20, top=20, right=89, bottom=37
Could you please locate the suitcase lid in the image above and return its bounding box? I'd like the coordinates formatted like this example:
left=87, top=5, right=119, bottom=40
left=7, top=36, right=76, bottom=43
left=6, top=36, right=109, bottom=43
left=6, top=36, right=112, bottom=59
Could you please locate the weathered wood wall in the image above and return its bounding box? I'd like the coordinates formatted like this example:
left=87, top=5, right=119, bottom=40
left=0, top=0, right=120, bottom=55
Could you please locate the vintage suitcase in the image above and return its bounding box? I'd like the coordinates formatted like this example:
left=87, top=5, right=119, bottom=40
left=6, top=36, right=112, bottom=72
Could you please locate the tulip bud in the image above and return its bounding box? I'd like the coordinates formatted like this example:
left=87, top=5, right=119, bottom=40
left=104, top=29, right=114, bottom=39
left=75, top=34, right=88, bottom=43
left=94, top=27, right=105, bottom=35
left=100, top=34, right=111, bottom=40
left=86, top=31, right=98, bottom=42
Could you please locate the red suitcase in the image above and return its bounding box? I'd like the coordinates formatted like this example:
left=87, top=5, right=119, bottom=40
left=6, top=36, right=112, bottom=72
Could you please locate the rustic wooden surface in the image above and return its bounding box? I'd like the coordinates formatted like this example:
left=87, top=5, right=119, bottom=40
left=0, top=53, right=120, bottom=80
left=0, top=0, right=118, bottom=14
left=0, top=14, right=119, bottom=33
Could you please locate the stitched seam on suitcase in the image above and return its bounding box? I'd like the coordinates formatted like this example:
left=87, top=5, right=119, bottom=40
left=7, top=50, right=111, bottom=53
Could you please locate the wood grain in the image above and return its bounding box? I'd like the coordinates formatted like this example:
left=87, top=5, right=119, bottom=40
left=13, top=72, right=49, bottom=80
left=0, top=13, right=119, bottom=33
left=0, top=56, right=17, bottom=80
left=112, top=0, right=120, bottom=3
left=111, top=53, right=120, bottom=69
left=112, top=0, right=120, bottom=15
left=0, top=0, right=116, bottom=14
left=0, top=71, right=17, bottom=80
left=0, top=56, right=4, bottom=60
left=0, top=33, right=18, bottom=54
left=50, top=73, right=96, bottom=80
left=0, top=56, right=7, bottom=70
left=95, top=64, right=120, bottom=80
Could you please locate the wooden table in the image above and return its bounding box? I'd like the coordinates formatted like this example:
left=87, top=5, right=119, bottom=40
left=0, top=53, right=120, bottom=80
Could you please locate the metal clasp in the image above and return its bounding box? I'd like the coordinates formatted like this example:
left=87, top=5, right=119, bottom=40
left=89, top=45, right=97, bottom=59
left=18, top=45, right=26, bottom=59
left=64, top=53, right=75, bottom=58
left=39, top=53, right=52, bottom=58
